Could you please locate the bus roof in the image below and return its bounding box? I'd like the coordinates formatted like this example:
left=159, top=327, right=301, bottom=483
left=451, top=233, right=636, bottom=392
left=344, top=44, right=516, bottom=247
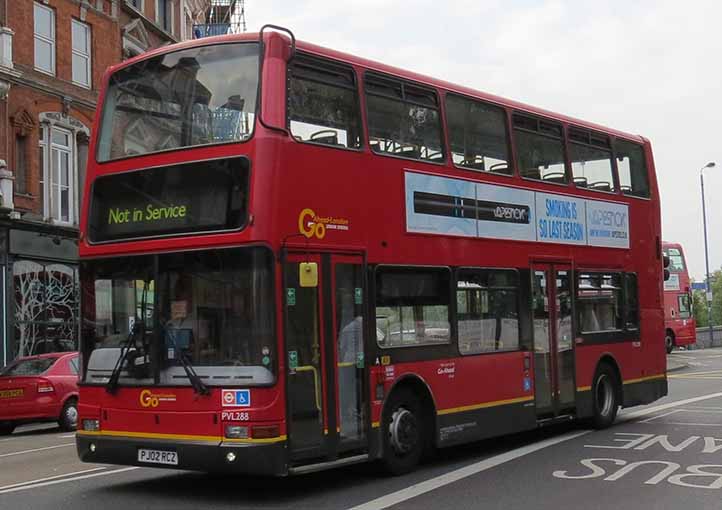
left=109, top=31, right=647, bottom=145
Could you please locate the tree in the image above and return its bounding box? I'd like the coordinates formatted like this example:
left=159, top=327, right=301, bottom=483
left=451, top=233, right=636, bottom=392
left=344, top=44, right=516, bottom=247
left=693, top=288, right=708, bottom=327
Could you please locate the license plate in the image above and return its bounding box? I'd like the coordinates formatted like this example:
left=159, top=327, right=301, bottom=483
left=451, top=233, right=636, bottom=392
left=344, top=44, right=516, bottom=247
left=137, top=448, right=178, bottom=466
left=0, top=389, right=23, bottom=399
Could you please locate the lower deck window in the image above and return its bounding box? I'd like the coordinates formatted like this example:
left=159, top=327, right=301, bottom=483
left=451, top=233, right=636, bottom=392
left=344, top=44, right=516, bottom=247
left=375, top=267, right=450, bottom=348
left=577, top=273, right=623, bottom=333
left=457, top=269, right=519, bottom=354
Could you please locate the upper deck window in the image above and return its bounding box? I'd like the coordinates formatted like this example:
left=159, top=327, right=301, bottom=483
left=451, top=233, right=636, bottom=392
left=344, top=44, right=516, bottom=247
left=665, top=247, right=685, bottom=272
left=513, top=114, right=567, bottom=184
left=446, top=94, right=511, bottom=175
left=288, top=54, right=362, bottom=149
left=365, top=73, right=444, bottom=163
left=568, top=128, right=615, bottom=192
left=97, top=43, right=258, bottom=162
left=616, top=139, right=650, bottom=198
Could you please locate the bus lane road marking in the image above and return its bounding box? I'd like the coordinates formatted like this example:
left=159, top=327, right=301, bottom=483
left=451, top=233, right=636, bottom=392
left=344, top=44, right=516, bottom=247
left=0, top=443, right=75, bottom=459
left=0, top=467, right=140, bottom=495
left=349, top=391, right=722, bottom=510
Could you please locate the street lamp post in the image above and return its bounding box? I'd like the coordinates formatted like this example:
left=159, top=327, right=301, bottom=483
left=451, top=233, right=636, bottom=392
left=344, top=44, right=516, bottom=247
left=701, top=161, right=716, bottom=346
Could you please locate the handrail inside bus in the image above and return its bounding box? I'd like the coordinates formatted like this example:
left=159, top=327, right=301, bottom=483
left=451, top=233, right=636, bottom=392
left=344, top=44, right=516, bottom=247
left=257, top=24, right=296, bottom=136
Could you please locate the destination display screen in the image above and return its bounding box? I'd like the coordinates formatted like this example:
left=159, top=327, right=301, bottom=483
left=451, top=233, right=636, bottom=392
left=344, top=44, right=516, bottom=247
left=88, top=157, right=248, bottom=243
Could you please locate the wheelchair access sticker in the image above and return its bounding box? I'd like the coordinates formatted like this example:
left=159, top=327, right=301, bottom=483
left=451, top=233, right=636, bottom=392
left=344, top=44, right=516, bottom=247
left=222, top=389, right=251, bottom=407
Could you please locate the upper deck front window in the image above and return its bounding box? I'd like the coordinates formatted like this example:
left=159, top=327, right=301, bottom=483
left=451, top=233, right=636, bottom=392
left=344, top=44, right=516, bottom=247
left=97, top=43, right=259, bottom=162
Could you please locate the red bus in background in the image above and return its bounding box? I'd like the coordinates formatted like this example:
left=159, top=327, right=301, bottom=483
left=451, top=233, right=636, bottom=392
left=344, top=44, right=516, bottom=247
left=662, top=242, right=696, bottom=353
left=75, top=27, right=667, bottom=476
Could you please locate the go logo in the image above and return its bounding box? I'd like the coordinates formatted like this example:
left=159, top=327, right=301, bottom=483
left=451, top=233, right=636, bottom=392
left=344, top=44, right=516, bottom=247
left=298, top=208, right=326, bottom=239
left=139, top=389, right=159, bottom=408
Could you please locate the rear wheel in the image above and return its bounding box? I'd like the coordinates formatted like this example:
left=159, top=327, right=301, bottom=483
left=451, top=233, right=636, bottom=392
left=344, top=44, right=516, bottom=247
left=665, top=332, right=674, bottom=354
left=381, top=388, right=425, bottom=475
left=58, top=398, right=78, bottom=432
left=0, top=421, right=14, bottom=435
left=591, top=364, right=619, bottom=429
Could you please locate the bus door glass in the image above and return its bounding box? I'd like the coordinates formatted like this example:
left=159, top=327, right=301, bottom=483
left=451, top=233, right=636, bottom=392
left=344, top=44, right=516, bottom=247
left=531, top=263, right=575, bottom=417
left=284, top=252, right=367, bottom=461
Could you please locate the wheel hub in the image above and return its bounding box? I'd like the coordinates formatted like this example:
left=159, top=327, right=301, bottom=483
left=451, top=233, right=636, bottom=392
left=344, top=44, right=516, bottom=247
left=389, top=407, right=418, bottom=455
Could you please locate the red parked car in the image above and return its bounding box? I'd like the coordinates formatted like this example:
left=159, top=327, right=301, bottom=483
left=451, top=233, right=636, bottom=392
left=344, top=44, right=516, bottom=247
left=0, top=352, right=79, bottom=435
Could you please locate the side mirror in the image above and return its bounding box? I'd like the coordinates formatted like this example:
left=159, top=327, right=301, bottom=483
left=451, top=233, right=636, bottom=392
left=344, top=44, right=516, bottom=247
left=299, top=262, right=318, bottom=288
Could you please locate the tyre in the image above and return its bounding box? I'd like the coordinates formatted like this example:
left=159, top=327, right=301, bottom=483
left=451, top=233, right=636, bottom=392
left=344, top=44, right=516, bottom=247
left=0, top=421, right=14, bottom=435
left=591, top=364, right=619, bottom=429
left=665, top=332, right=674, bottom=354
left=381, top=388, right=425, bottom=475
left=58, top=398, right=78, bottom=432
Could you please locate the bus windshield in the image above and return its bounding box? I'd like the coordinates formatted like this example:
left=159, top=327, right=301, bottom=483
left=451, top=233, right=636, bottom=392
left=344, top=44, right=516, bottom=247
left=97, top=42, right=259, bottom=162
left=80, top=247, right=275, bottom=387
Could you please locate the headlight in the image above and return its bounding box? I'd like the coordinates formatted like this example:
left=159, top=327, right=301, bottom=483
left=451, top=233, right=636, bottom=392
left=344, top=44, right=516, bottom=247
left=224, top=425, right=249, bottom=439
left=82, top=419, right=100, bottom=432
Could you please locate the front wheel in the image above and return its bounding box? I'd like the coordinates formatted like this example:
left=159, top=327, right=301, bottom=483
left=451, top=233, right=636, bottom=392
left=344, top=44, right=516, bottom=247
left=0, top=421, right=14, bottom=435
left=591, top=365, right=619, bottom=429
left=58, top=398, right=78, bottom=432
left=665, top=333, right=674, bottom=354
left=382, top=388, right=425, bottom=475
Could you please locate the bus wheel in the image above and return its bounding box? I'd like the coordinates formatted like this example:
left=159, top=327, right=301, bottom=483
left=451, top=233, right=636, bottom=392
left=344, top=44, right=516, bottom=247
left=382, top=388, right=424, bottom=475
left=591, top=364, right=619, bottom=429
left=665, top=332, right=674, bottom=354
left=0, top=421, right=14, bottom=435
left=58, top=398, right=78, bottom=432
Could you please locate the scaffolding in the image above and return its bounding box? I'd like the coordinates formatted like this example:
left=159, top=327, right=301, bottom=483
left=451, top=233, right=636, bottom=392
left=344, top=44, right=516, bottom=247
left=193, top=0, right=246, bottom=38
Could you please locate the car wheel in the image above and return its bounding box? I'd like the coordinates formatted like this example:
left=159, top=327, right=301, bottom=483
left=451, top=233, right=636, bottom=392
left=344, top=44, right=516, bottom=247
left=665, top=333, right=674, bottom=354
left=58, top=398, right=78, bottom=432
left=381, top=388, right=425, bottom=475
left=591, top=364, right=619, bottom=429
left=0, top=421, right=14, bottom=435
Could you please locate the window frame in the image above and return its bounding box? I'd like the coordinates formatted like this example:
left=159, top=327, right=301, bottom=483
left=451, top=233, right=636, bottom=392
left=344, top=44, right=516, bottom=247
left=374, top=265, right=452, bottom=350
left=364, top=71, right=446, bottom=165
left=574, top=270, right=640, bottom=344
left=156, top=0, right=174, bottom=34
left=40, top=125, right=76, bottom=225
left=33, top=2, right=56, bottom=76
left=568, top=127, right=617, bottom=194
left=71, top=19, right=92, bottom=89
left=613, top=138, right=651, bottom=200
left=455, top=267, right=521, bottom=356
left=445, top=92, right=514, bottom=178
left=512, top=112, right=569, bottom=186
left=286, top=52, right=364, bottom=153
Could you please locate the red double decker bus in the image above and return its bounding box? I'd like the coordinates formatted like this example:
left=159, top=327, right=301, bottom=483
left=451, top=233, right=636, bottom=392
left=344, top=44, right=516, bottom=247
left=662, top=242, right=696, bottom=353
left=76, top=27, right=667, bottom=476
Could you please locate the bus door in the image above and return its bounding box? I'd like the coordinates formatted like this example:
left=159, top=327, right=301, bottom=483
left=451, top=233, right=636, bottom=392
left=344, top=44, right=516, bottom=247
left=283, top=252, right=367, bottom=461
left=531, top=263, right=576, bottom=418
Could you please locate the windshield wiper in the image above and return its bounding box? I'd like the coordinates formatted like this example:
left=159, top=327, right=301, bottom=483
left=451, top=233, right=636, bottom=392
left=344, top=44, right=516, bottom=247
left=164, top=325, right=209, bottom=396
left=106, top=321, right=143, bottom=394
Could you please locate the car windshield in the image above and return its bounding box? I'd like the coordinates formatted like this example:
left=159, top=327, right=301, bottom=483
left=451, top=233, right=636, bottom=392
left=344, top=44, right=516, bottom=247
left=96, top=42, right=259, bottom=162
left=80, top=247, right=275, bottom=387
left=1, top=357, right=58, bottom=376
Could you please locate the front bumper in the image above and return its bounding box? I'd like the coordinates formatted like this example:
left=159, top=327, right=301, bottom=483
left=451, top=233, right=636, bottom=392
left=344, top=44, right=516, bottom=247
left=76, top=433, right=288, bottom=476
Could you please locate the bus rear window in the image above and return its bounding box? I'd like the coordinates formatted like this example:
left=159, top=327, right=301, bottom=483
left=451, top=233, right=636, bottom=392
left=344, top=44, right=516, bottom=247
left=97, top=43, right=258, bottom=162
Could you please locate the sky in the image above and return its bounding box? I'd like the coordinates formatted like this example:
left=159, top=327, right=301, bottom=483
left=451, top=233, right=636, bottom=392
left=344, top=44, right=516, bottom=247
left=246, top=0, right=722, bottom=280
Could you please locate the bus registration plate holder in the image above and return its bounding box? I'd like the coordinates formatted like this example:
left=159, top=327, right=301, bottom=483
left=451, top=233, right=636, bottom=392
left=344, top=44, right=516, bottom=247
left=137, top=448, right=178, bottom=466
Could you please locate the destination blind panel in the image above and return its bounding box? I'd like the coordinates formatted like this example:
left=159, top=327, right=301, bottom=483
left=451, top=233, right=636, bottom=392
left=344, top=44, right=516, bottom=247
left=88, top=157, right=248, bottom=243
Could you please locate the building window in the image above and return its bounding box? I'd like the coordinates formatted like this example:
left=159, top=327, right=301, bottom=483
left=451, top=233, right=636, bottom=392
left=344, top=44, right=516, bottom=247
left=40, top=125, right=75, bottom=224
left=71, top=20, right=91, bottom=88
left=33, top=2, right=55, bottom=75
left=38, top=126, right=46, bottom=210
left=156, top=0, right=173, bottom=33
left=15, top=135, right=27, bottom=194
left=128, top=0, right=144, bottom=11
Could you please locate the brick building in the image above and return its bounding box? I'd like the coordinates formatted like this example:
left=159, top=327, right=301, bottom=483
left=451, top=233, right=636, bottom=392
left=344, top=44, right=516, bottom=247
left=0, top=0, right=200, bottom=367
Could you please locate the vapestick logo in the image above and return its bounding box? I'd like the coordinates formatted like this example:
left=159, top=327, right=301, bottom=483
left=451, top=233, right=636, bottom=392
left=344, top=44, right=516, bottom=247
left=494, top=205, right=529, bottom=221
left=298, top=208, right=349, bottom=239
left=139, top=389, right=176, bottom=408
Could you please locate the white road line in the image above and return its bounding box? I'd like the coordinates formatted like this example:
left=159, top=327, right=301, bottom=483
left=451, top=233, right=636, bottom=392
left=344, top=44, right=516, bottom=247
left=349, top=391, right=722, bottom=510
left=347, top=431, right=591, bottom=510
left=0, top=443, right=74, bottom=458
left=664, top=422, right=722, bottom=427
left=0, top=467, right=107, bottom=491
left=0, top=467, right=139, bottom=495
left=58, top=434, right=76, bottom=439
left=638, top=409, right=682, bottom=423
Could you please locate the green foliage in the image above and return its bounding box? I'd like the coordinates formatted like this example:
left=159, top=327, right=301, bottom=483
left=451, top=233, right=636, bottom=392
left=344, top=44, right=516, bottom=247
left=693, top=289, right=708, bottom=327
left=692, top=270, right=722, bottom=326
